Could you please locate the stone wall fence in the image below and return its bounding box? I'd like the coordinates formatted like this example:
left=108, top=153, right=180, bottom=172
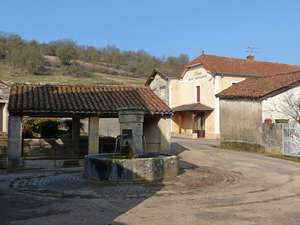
left=221, top=122, right=286, bottom=155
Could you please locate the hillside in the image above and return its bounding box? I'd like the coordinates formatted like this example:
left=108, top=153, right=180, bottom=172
left=0, top=33, right=189, bottom=86
left=0, top=61, right=145, bottom=86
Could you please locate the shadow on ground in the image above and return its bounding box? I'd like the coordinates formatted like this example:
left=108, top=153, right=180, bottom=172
left=0, top=140, right=195, bottom=225
left=170, top=141, right=190, bottom=155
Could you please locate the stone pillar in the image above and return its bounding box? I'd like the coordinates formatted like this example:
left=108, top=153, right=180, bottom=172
left=178, top=114, right=182, bottom=134
left=192, top=112, right=196, bottom=131
left=3, top=102, right=8, bottom=132
left=214, top=75, right=221, bottom=136
left=158, top=117, right=171, bottom=153
left=118, top=107, right=144, bottom=156
left=88, top=117, right=99, bottom=155
left=0, top=103, right=4, bottom=132
left=7, top=115, right=22, bottom=171
left=72, top=117, right=81, bottom=154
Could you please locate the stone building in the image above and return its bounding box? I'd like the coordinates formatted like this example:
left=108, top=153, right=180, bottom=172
left=0, top=81, right=10, bottom=133
left=217, top=71, right=300, bottom=152
left=7, top=84, right=172, bottom=170
left=145, top=69, right=177, bottom=105
left=146, top=53, right=300, bottom=139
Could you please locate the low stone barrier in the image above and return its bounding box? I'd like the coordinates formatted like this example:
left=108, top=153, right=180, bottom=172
left=84, top=153, right=179, bottom=182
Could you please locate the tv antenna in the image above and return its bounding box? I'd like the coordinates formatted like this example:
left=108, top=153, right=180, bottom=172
left=246, top=46, right=258, bottom=56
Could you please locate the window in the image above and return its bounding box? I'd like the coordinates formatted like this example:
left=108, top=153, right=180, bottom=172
left=196, top=86, right=200, bottom=102
left=275, top=119, right=289, bottom=124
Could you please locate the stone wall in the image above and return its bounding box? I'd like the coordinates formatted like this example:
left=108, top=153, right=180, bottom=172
left=81, top=118, right=120, bottom=137
left=220, top=99, right=263, bottom=144
left=143, top=117, right=171, bottom=154
left=149, top=74, right=169, bottom=104
left=220, top=98, right=283, bottom=154
left=261, top=123, right=283, bottom=154
left=23, top=136, right=117, bottom=158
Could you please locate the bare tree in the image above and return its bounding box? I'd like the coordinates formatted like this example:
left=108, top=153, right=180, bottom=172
left=269, top=92, right=300, bottom=124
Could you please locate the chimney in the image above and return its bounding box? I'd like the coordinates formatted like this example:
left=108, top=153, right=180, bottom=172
left=246, top=55, right=255, bottom=61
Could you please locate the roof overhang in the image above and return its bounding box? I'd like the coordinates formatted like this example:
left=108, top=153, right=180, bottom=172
left=214, top=72, right=259, bottom=78
left=8, top=84, right=173, bottom=118
left=172, top=103, right=213, bottom=112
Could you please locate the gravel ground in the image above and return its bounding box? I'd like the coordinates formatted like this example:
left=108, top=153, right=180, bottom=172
left=1, top=138, right=300, bottom=225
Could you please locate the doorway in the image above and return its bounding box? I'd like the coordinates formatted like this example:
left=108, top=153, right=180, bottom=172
left=195, top=112, right=205, bottom=138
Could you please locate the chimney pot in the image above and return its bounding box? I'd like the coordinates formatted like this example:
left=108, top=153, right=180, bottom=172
left=246, top=55, right=255, bottom=61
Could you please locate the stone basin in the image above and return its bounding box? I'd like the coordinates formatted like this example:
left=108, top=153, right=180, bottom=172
left=83, top=153, right=179, bottom=182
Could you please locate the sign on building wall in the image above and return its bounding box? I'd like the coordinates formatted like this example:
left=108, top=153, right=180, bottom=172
left=282, top=128, right=300, bottom=157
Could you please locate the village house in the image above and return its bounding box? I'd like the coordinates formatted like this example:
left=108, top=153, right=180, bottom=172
left=146, top=53, right=300, bottom=139
left=217, top=71, right=300, bottom=153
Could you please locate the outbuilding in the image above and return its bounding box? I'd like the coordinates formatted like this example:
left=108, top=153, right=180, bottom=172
left=7, top=83, right=172, bottom=170
left=217, top=71, right=300, bottom=152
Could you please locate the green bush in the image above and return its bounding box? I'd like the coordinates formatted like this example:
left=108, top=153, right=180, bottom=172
left=62, top=63, right=91, bottom=77
left=23, top=119, right=62, bottom=138
left=56, top=40, right=78, bottom=65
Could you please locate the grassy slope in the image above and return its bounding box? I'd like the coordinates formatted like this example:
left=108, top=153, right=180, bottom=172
left=0, top=63, right=145, bottom=86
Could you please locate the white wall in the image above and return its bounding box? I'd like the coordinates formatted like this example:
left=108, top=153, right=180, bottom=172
left=170, top=66, right=223, bottom=137
left=82, top=118, right=120, bottom=137
left=170, top=66, right=215, bottom=108
left=149, top=74, right=169, bottom=104
left=262, top=86, right=300, bottom=123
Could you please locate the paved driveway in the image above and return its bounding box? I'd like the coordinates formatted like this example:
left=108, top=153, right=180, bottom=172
left=1, top=138, right=300, bottom=225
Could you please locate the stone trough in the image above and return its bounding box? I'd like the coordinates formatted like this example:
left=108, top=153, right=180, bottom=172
left=84, top=107, right=178, bottom=182
left=83, top=153, right=178, bottom=182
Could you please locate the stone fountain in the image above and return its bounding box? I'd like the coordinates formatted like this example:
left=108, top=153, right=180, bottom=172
left=83, top=107, right=178, bottom=182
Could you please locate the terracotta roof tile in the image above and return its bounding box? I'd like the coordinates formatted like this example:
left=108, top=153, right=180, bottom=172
left=179, top=54, right=300, bottom=78
left=216, top=71, right=300, bottom=99
left=8, top=84, right=172, bottom=117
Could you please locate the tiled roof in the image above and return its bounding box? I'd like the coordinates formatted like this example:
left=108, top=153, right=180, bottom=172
left=216, top=71, right=300, bottom=99
left=8, top=84, right=172, bottom=117
left=179, top=54, right=300, bottom=78
left=172, top=103, right=213, bottom=112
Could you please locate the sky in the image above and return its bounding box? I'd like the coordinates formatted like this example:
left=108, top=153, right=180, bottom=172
left=1, top=0, right=300, bottom=64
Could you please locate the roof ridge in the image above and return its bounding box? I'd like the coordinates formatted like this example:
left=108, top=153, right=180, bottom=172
left=267, top=70, right=300, bottom=77
left=217, top=71, right=300, bottom=99
left=198, top=53, right=300, bottom=67
left=13, top=83, right=147, bottom=89
left=9, top=83, right=172, bottom=116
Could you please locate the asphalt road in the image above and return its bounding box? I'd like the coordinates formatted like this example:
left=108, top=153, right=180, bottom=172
left=1, top=138, right=300, bottom=225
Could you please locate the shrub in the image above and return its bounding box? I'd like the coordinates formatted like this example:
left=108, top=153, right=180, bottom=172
left=62, top=63, right=91, bottom=77
left=56, top=41, right=78, bottom=65
left=39, top=120, right=61, bottom=138
left=23, top=119, right=62, bottom=138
